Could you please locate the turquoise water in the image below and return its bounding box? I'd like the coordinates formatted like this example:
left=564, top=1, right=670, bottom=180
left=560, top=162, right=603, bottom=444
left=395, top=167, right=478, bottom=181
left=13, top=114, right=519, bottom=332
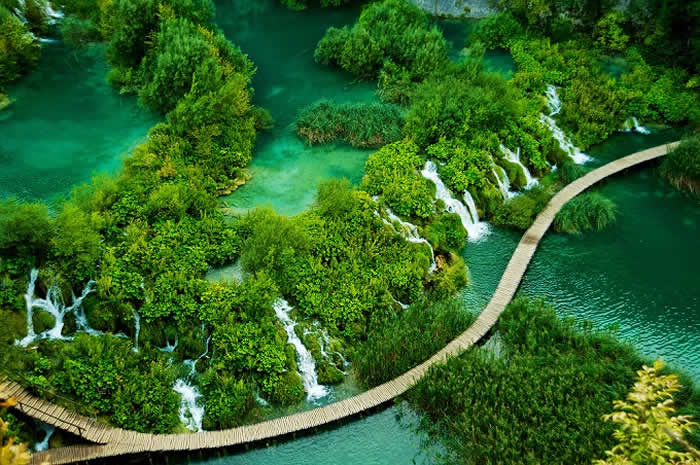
left=462, top=131, right=700, bottom=380
left=440, top=19, right=516, bottom=75
left=216, top=0, right=376, bottom=216
left=0, top=41, right=157, bottom=202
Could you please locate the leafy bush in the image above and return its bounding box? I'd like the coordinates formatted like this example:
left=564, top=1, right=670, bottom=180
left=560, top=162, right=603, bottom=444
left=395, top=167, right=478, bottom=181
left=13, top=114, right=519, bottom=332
left=315, top=0, right=448, bottom=94
left=554, top=192, right=617, bottom=235
left=361, top=140, right=434, bottom=219
left=0, top=7, right=40, bottom=86
left=295, top=100, right=403, bottom=148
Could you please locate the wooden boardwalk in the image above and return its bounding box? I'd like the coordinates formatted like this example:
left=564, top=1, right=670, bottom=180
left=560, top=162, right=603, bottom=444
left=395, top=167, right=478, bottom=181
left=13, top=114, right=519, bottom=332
left=0, top=142, right=678, bottom=465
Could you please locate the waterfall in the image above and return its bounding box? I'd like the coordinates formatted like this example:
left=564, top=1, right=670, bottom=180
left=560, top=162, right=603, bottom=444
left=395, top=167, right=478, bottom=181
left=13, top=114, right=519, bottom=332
left=421, top=161, right=488, bottom=241
left=131, top=309, right=141, bottom=353
left=392, top=297, right=409, bottom=310
left=173, top=333, right=210, bottom=433
left=493, top=166, right=516, bottom=200
left=173, top=379, right=205, bottom=433
left=499, top=145, right=539, bottom=189
left=159, top=336, right=178, bottom=353
left=273, top=299, right=327, bottom=401
left=540, top=85, right=591, bottom=165
left=16, top=269, right=97, bottom=347
left=381, top=207, right=437, bottom=272
left=545, top=84, right=562, bottom=116
left=462, top=190, right=481, bottom=224
left=622, top=116, right=651, bottom=135
left=33, top=424, right=55, bottom=452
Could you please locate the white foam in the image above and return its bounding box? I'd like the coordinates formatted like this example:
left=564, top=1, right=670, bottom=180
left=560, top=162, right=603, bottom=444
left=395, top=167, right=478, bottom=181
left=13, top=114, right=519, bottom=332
left=421, top=161, right=488, bottom=241
left=273, top=299, right=328, bottom=401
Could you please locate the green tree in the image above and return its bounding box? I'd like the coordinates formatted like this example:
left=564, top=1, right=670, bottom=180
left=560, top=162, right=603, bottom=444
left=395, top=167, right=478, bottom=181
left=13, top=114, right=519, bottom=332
left=596, top=360, right=700, bottom=465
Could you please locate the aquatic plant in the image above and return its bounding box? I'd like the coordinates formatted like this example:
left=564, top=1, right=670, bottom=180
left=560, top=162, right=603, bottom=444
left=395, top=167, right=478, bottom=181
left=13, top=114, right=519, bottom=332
left=353, top=299, right=474, bottom=387
left=295, top=100, right=403, bottom=148
left=661, top=135, right=700, bottom=195
left=553, top=192, right=617, bottom=235
left=405, top=297, right=700, bottom=465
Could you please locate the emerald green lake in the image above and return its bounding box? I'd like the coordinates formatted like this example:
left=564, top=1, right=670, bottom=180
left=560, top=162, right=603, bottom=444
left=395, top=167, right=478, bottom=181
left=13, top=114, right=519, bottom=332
left=3, top=2, right=697, bottom=463
left=216, top=0, right=376, bottom=216
left=0, top=41, right=156, bottom=202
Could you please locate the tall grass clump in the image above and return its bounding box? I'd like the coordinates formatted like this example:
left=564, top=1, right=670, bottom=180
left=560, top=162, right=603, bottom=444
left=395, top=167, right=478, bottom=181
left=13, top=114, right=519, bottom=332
left=296, top=100, right=403, bottom=148
left=660, top=135, right=700, bottom=195
left=353, top=299, right=475, bottom=387
left=405, top=297, right=700, bottom=465
left=554, top=192, right=617, bottom=234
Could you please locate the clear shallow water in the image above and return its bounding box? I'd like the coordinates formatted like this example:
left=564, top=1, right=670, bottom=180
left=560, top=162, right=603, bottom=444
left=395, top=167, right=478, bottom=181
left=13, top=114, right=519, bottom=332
left=461, top=130, right=700, bottom=380
left=440, top=19, right=516, bottom=75
left=167, top=407, right=431, bottom=465
left=216, top=0, right=376, bottom=216
left=0, top=41, right=157, bottom=202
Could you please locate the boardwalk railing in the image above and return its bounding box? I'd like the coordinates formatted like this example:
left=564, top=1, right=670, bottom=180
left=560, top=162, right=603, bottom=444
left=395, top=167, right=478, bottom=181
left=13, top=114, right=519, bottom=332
left=0, top=142, right=678, bottom=465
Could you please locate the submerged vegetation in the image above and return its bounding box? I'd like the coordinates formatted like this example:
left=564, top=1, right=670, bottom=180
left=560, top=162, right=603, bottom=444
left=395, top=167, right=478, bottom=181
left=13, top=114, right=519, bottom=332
left=405, top=297, right=700, bottom=465
left=295, top=100, right=403, bottom=148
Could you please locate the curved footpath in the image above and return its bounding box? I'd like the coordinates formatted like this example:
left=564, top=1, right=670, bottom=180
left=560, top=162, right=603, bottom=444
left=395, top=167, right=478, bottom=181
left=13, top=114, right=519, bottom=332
left=0, top=142, right=679, bottom=465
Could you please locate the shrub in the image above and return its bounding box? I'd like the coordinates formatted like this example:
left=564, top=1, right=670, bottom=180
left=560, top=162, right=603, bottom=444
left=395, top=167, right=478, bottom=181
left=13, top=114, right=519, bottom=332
left=295, top=100, right=403, bottom=148
left=354, top=299, right=474, bottom=387
left=0, top=7, right=40, bottom=86
left=404, top=297, right=698, bottom=465
left=361, top=140, right=434, bottom=219
left=554, top=192, right=617, bottom=235
left=660, top=135, right=700, bottom=195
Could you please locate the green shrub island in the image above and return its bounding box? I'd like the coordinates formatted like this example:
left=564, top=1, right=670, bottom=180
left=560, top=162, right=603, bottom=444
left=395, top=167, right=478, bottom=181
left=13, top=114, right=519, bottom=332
left=661, top=135, right=700, bottom=195
left=296, top=100, right=403, bottom=148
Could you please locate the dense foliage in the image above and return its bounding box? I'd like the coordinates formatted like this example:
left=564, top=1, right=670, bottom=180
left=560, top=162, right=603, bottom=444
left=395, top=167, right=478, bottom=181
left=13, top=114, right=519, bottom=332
left=0, top=4, right=40, bottom=90
left=596, top=361, right=699, bottom=465
left=353, top=299, right=474, bottom=386
left=295, top=100, right=403, bottom=148
left=405, top=297, right=700, bottom=465
left=236, top=179, right=457, bottom=339
left=661, top=135, right=700, bottom=195
left=553, top=192, right=617, bottom=235
left=315, top=0, right=448, bottom=103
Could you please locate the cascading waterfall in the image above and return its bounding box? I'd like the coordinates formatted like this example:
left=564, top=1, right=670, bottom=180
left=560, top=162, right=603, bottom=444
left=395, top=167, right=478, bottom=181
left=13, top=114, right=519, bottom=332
left=499, top=145, right=539, bottom=189
left=421, top=161, right=488, bottom=241
left=621, top=116, right=651, bottom=135
left=131, top=309, right=141, bottom=353
left=273, top=298, right=328, bottom=401
left=33, top=423, right=55, bottom=452
left=539, top=85, right=591, bottom=165
left=172, top=379, right=205, bottom=433
left=16, top=269, right=97, bottom=347
left=173, top=334, right=210, bottom=433
left=382, top=207, right=437, bottom=272
left=462, top=190, right=481, bottom=224
left=493, top=166, right=517, bottom=200
left=159, top=336, right=178, bottom=353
